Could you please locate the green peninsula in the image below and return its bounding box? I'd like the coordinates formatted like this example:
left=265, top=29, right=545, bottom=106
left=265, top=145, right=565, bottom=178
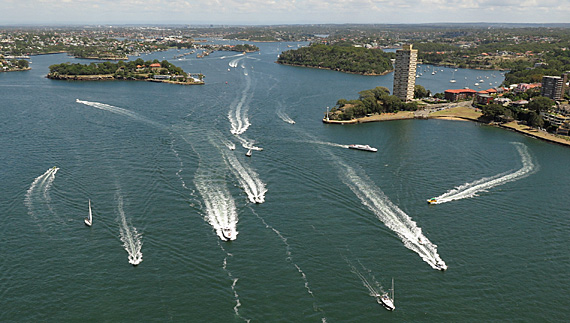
left=47, top=59, right=204, bottom=85
left=277, top=44, right=394, bottom=75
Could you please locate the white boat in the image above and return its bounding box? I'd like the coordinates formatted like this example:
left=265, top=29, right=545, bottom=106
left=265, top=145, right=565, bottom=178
left=221, top=227, right=233, bottom=240
left=84, top=199, right=93, bottom=227
left=246, top=149, right=252, bottom=157
left=436, top=260, right=448, bottom=271
left=450, top=71, right=456, bottom=83
left=348, top=144, right=377, bottom=152
left=377, top=278, right=395, bottom=311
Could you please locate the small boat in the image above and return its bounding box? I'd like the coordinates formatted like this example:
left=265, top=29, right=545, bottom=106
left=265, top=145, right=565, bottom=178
left=221, top=227, right=232, bottom=240
left=435, top=261, right=448, bottom=271
left=427, top=198, right=437, bottom=204
left=245, top=149, right=252, bottom=157
left=84, top=199, right=93, bottom=227
left=377, top=278, right=395, bottom=311
left=348, top=144, right=377, bottom=152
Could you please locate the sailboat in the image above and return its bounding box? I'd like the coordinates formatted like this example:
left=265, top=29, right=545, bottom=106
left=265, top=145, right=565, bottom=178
left=377, top=278, right=395, bottom=311
left=84, top=199, right=93, bottom=227
left=450, top=70, right=456, bottom=83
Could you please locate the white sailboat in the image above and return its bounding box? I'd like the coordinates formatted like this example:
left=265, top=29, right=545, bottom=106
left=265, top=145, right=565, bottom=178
left=377, top=278, right=395, bottom=311
left=84, top=199, right=93, bottom=227
left=450, top=70, right=456, bottom=83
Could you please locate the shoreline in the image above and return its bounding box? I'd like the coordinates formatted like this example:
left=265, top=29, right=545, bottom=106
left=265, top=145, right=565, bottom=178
left=46, top=73, right=204, bottom=85
left=277, top=62, right=393, bottom=76
left=324, top=106, right=570, bottom=148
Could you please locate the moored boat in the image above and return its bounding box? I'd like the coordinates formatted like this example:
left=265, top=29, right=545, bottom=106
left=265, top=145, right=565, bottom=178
left=348, top=144, right=377, bottom=152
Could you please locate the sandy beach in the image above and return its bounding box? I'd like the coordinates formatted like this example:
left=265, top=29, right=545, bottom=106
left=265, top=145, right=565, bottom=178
left=324, top=104, right=570, bottom=148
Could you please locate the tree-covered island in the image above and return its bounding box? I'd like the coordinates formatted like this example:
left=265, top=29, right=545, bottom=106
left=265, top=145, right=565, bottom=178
left=276, top=43, right=394, bottom=75
left=47, top=59, right=204, bottom=85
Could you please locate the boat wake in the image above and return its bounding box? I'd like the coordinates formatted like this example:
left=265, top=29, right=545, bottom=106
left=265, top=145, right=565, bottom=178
left=221, top=251, right=250, bottom=322
left=25, top=167, right=59, bottom=218
left=304, top=140, right=349, bottom=149
left=251, top=207, right=326, bottom=321
left=222, top=150, right=267, bottom=204
left=276, top=103, right=295, bottom=124
left=76, top=99, right=163, bottom=129
left=228, top=70, right=252, bottom=135
left=228, top=55, right=245, bottom=68
left=234, top=134, right=263, bottom=151
left=346, top=258, right=386, bottom=301
left=338, top=160, right=446, bottom=270
left=116, top=195, right=143, bottom=266
left=429, top=142, right=536, bottom=204
left=194, top=174, right=239, bottom=241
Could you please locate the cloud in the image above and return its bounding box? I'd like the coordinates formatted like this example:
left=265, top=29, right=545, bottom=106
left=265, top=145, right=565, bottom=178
left=0, top=0, right=568, bottom=24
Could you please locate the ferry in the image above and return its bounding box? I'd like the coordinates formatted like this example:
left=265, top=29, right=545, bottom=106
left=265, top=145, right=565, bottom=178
left=348, top=144, right=377, bottom=152
left=427, top=198, right=437, bottom=204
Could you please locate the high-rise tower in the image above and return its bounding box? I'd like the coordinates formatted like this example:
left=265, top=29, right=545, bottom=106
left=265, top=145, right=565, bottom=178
left=393, top=44, right=418, bottom=102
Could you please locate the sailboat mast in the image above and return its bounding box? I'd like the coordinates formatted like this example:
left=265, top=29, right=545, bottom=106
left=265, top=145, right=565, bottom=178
left=392, top=277, right=395, bottom=303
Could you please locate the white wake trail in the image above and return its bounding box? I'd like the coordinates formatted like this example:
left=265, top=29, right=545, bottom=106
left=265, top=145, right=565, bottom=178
left=228, top=70, right=252, bottom=135
left=304, top=140, right=349, bottom=149
left=251, top=208, right=326, bottom=320
left=116, top=195, right=143, bottom=266
left=346, top=259, right=384, bottom=298
left=194, top=175, right=239, bottom=241
left=25, top=167, right=58, bottom=218
left=76, top=99, right=164, bottom=129
left=276, top=107, right=295, bottom=125
left=339, top=160, right=446, bottom=270
left=222, top=150, right=267, bottom=204
left=429, top=142, right=536, bottom=204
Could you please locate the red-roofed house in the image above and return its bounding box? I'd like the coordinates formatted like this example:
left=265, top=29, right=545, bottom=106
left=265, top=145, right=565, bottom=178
left=476, top=90, right=493, bottom=105
left=444, top=89, right=477, bottom=102
left=149, top=63, right=161, bottom=69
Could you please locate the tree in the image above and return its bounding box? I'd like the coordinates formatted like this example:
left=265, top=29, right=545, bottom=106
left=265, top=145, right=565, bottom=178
left=527, top=96, right=554, bottom=113
left=414, top=85, right=428, bottom=99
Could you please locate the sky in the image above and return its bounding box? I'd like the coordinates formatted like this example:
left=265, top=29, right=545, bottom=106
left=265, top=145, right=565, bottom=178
left=1, top=0, right=569, bottom=25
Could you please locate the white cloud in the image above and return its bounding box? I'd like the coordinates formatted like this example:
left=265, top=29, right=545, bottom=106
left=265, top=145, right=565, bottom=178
left=0, top=0, right=568, bottom=24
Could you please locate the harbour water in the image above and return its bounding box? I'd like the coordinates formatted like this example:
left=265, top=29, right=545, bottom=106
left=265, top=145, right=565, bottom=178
left=1, top=42, right=569, bottom=321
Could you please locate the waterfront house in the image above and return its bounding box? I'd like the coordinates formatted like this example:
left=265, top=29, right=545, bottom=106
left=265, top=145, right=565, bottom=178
left=444, top=89, right=477, bottom=102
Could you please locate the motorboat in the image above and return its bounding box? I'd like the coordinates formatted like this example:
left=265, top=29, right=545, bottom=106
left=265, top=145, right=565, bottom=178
left=221, top=227, right=233, bottom=240
left=84, top=199, right=93, bottom=227
left=427, top=198, right=437, bottom=204
left=435, top=261, right=448, bottom=271
left=246, top=149, right=252, bottom=157
left=348, top=144, right=377, bottom=152
left=377, top=278, right=395, bottom=311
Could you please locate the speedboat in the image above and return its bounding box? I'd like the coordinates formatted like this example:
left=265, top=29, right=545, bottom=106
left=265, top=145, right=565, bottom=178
left=221, top=227, right=233, bottom=240
left=84, top=199, right=93, bottom=227
left=245, top=149, right=252, bottom=157
left=427, top=198, right=437, bottom=204
left=435, top=261, right=447, bottom=271
left=348, top=144, right=377, bottom=152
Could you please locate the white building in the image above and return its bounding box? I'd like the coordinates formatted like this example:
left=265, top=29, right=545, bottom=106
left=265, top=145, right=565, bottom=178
left=393, top=44, right=418, bottom=102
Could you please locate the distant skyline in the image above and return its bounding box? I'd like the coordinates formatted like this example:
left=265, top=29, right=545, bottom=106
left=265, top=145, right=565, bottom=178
left=1, top=0, right=569, bottom=26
